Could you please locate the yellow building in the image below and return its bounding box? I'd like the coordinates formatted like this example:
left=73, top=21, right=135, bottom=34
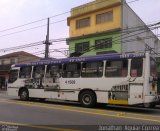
left=67, top=0, right=122, bottom=37
left=67, top=0, right=122, bottom=56
left=67, top=0, right=159, bottom=57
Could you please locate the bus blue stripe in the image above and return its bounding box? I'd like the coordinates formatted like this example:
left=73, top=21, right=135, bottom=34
left=14, top=53, right=145, bottom=67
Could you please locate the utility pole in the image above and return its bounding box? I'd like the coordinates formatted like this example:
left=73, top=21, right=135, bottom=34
left=44, top=18, right=51, bottom=58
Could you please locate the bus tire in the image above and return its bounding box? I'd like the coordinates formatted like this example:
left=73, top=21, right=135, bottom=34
left=79, top=91, right=96, bottom=108
left=19, top=88, right=29, bottom=101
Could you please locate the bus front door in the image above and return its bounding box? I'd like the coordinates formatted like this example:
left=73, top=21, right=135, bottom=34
left=129, top=83, right=144, bottom=105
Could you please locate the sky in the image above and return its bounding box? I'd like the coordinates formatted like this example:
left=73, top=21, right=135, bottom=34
left=0, top=0, right=159, bottom=58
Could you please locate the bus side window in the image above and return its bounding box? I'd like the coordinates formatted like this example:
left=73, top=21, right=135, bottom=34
left=33, top=66, right=45, bottom=78
left=19, top=67, right=32, bottom=78
left=150, top=58, right=157, bottom=77
left=46, top=65, right=62, bottom=78
left=8, top=70, right=19, bottom=83
left=131, top=58, right=143, bottom=77
left=81, top=61, right=103, bottom=78
left=105, top=60, right=128, bottom=77
left=62, top=63, right=80, bottom=78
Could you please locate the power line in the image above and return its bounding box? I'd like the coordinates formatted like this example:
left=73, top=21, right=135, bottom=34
left=33, top=49, right=69, bottom=57
left=0, top=22, right=159, bottom=53
left=0, top=18, right=47, bottom=33
left=0, top=19, right=66, bottom=38
left=0, top=25, right=157, bottom=53
left=68, top=22, right=160, bottom=53
left=69, top=25, right=160, bottom=55
left=0, top=0, right=158, bottom=54
left=0, top=37, right=68, bottom=52
left=0, top=0, right=139, bottom=34
left=0, top=12, right=69, bottom=33
left=1, top=32, right=159, bottom=59
left=0, top=42, right=43, bottom=52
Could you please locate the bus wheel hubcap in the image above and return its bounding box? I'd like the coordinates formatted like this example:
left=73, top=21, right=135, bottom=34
left=22, top=91, right=27, bottom=98
left=83, top=94, right=91, bottom=105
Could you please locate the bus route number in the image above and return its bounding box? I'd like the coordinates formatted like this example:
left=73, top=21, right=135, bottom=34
left=65, top=80, right=76, bottom=84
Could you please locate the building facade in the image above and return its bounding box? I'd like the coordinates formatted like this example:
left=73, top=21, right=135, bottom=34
left=0, top=51, right=40, bottom=90
left=67, top=0, right=160, bottom=56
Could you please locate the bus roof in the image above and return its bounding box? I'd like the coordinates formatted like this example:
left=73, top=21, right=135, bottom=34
left=14, top=52, right=146, bottom=67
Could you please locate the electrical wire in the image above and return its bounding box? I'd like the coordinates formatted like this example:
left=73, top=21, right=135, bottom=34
left=0, top=0, right=140, bottom=34
left=68, top=26, right=160, bottom=55
left=0, top=0, right=158, bottom=56
left=0, top=22, right=159, bottom=53
left=0, top=19, right=66, bottom=38
left=68, top=23, right=160, bottom=52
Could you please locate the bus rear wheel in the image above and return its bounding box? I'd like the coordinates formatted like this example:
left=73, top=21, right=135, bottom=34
left=79, top=91, right=96, bottom=108
left=20, top=89, right=29, bottom=101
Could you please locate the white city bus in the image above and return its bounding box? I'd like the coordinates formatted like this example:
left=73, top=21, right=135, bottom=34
left=7, top=52, right=160, bottom=107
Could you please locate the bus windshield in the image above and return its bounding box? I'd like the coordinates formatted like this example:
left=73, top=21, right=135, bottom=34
left=8, top=70, right=19, bottom=83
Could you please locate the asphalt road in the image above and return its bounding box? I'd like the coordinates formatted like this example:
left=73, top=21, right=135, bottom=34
left=0, top=91, right=160, bottom=131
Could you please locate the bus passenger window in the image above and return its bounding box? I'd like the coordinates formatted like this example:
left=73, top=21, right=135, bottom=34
left=131, top=58, right=143, bottom=77
left=150, top=58, right=157, bottom=78
left=81, top=61, right=103, bottom=78
left=33, top=66, right=45, bottom=78
left=8, top=70, right=19, bottom=83
left=19, top=67, right=32, bottom=78
left=46, top=65, right=62, bottom=78
left=105, top=60, right=128, bottom=77
left=62, top=63, right=80, bottom=78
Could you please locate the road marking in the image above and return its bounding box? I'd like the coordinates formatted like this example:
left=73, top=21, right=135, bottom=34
left=14, top=99, right=160, bottom=119
left=116, top=112, right=126, bottom=117
left=0, top=99, right=160, bottom=124
left=0, top=121, right=79, bottom=131
left=4, top=99, right=160, bottom=119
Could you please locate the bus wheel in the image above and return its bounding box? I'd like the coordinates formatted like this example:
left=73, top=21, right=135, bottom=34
left=80, top=91, right=96, bottom=108
left=20, top=89, right=29, bottom=101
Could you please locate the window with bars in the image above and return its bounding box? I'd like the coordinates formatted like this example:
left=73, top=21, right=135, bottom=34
left=76, top=17, right=90, bottom=29
left=95, top=38, right=112, bottom=50
left=75, top=42, right=90, bottom=53
left=96, top=11, right=113, bottom=24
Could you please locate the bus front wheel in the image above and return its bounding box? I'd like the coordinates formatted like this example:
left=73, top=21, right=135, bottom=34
left=19, top=89, right=29, bottom=101
left=79, top=91, right=96, bottom=108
